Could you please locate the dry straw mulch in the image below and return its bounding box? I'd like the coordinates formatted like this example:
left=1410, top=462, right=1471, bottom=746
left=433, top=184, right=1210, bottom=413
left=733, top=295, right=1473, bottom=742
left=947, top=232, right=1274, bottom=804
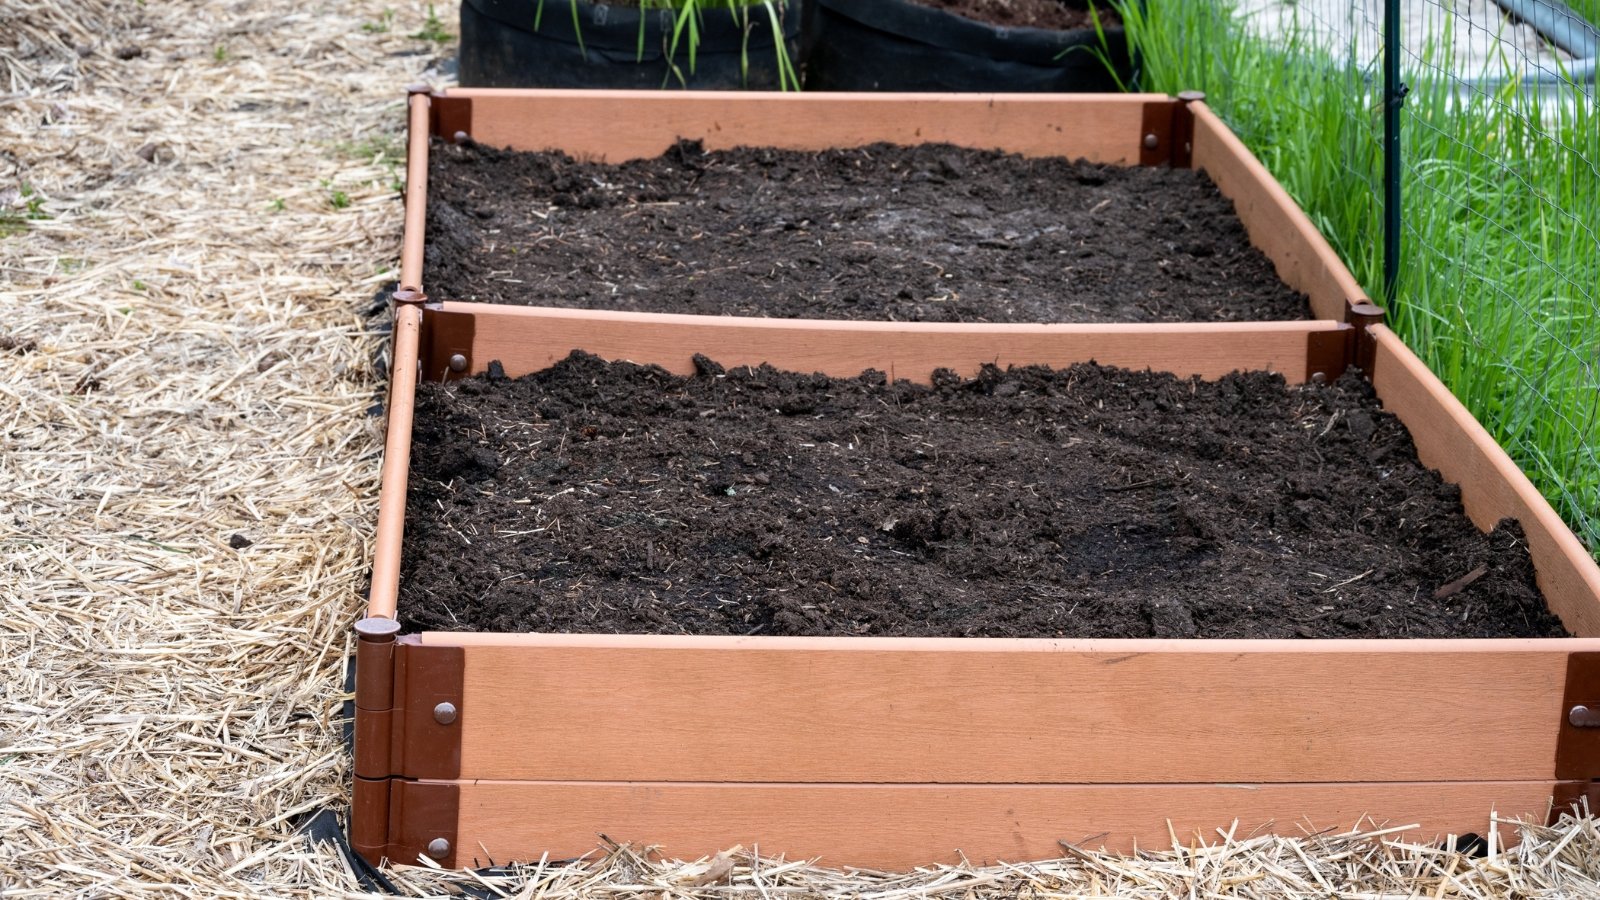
left=4, top=0, right=1600, bottom=896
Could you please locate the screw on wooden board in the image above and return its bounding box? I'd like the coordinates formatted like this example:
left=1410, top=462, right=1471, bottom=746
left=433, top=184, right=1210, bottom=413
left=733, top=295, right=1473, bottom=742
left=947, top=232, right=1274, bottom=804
left=355, top=616, right=401, bottom=641
left=1178, top=90, right=1207, bottom=103
left=406, top=82, right=431, bottom=96
left=1557, top=653, right=1600, bottom=781
left=427, top=838, right=451, bottom=858
left=433, top=701, right=458, bottom=725
left=1142, top=133, right=1159, bottom=150
left=391, top=288, right=429, bottom=308
left=448, top=353, right=467, bottom=373
left=453, top=130, right=469, bottom=144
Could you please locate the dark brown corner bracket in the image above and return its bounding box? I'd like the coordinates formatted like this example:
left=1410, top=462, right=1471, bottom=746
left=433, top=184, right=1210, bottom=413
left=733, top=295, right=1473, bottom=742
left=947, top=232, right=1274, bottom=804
left=391, top=288, right=437, bottom=310
left=1345, top=301, right=1385, bottom=375
left=351, top=618, right=464, bottom=866
left=1555, top=653, right=1600, bottom=778
left=421, top=308, right=476, bottom=382
left=428, top=93, right=474, bottom=144
left=1305, top=324, right=1356, bottom=384
left=1139, top=91, right=1204, bottom=169
left=1551, top=653, right=1600, bottom=824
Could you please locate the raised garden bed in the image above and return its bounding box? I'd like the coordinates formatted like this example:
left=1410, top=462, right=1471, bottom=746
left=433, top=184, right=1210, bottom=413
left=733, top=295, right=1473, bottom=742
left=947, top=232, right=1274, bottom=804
left=408, top=89, right=1379, bottom=334
left=427, top=140, right=1310, bottom=323
left=351, top=89, right=1600, bottom=870
left=418, top=88, right=1364, bottom=334
left=400, top=355, right=1560, bottom=642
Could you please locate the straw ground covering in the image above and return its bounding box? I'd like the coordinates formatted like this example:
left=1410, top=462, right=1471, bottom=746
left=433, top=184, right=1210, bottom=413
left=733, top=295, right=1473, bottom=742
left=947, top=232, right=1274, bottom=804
left=5, top=0, right=1600, bottom=896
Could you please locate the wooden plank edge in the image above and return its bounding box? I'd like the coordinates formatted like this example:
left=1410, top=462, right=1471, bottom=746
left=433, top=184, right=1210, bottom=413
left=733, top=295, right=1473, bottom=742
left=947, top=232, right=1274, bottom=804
left=401, top=92, right=430, bottom=293
left=445, top=303, right=1346, bottom=385
left=444, top=89, right=1164, bottom=163
left=437, top=87, right=1166, bottom=104
left=442, top=639, right=1572, bottom=784
left=417, top=631, right=1600, bottom=652
left=368, top=304, right=421, bottom=621
left=443, top=302, right=1342, bottom=334
left=1369, top=325, right=1600, bottom=637
left=373, top=91, right=434, bottom=620
left=1189, top=102, right=1370, bottom=323
left=439, top=779, right=1567, bottom=869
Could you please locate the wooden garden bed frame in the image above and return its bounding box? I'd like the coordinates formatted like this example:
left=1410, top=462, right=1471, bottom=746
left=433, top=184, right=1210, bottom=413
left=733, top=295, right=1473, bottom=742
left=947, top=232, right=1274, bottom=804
left=352, top=89, right=1600, bottom=870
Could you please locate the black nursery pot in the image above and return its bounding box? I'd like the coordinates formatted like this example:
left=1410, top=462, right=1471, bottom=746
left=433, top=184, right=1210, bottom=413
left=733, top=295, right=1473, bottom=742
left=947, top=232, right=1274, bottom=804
left=802, top=0, right=1133, bottom=92
left=460, top=0, right=802, bottom=89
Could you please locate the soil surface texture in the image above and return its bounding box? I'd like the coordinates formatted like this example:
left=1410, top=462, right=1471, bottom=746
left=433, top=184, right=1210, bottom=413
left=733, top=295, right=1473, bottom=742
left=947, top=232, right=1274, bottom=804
left=908, top=0, right=1115, bottom=30
left=399, top=353, right=1564, bottom=639
left=426, top=139, right=1308, bottom=323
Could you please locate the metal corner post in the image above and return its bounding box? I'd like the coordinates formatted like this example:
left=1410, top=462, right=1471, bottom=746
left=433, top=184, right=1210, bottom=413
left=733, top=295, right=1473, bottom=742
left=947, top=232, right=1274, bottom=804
left=1383, top=0, right=1406, bottom=308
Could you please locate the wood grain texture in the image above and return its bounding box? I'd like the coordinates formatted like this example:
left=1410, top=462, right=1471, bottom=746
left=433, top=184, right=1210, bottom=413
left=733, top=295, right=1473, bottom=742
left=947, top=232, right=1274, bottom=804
left=446, top=89, right=1155, bottom=163
left=1370, top=326, right=1600, bottom=637
left=444, top=779, right=1560, bottom=868
left=427, top=634, right=1579, bottom=783
left=454, top=302, right=1340, bottom=384
left=1189, top=103, right=1368, bottom=322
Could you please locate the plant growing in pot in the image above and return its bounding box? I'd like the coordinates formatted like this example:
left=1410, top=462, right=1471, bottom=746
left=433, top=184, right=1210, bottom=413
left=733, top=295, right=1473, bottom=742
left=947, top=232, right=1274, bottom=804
left=460, top=0, right=801, bottom=89
left=802, top=0, right=1132, bottom=92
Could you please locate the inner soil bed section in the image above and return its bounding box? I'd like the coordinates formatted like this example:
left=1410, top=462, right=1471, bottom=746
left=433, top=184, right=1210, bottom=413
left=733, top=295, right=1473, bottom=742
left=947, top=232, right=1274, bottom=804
left=398, top=353, right=1564, bottom=639
left=425, top=139, right=1309, bottom=323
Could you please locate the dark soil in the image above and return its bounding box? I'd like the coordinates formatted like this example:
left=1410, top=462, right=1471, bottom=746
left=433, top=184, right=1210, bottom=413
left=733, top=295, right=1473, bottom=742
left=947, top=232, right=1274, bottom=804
left=0, top=334, right=37, bottom=354
left=398, top=353, right=1565, bottom=639
left=908, top=0, right=1115, bottom=30
left=425, top=140, right=1308, bottom=323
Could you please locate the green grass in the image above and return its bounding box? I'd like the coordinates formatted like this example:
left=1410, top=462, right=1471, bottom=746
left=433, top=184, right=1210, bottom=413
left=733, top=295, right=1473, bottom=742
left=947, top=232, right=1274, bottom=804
left=412, top=4, right=452, bottom=43
left=333, top=133, right=404, bottom=163
left=1112, top=1, right=1600, bottom=555
left=363, top=9, right=395, bottom=33
left=2, top=184, right=50, bottom=237
left=1564, top=0, right=1600, bottom=31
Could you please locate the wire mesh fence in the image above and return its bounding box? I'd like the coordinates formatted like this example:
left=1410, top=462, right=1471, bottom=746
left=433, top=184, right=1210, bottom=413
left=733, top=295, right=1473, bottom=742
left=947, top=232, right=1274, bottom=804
left=1387, top=0, right=1599, bottom=557
left=1124, top=0, right=1600, bottom=557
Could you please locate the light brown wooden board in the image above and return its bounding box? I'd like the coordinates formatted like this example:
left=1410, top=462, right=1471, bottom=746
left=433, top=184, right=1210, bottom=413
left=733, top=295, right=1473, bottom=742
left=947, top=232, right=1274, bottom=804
left=368, top=303, right=420, bottom=621
left=1370, top=326, right=1600, bottom=637
left=450, top=89, right=1155, bottom=164
left=367, top=93, right=435, bottom=621
left=443, top=778, right=1560, bottom=868
left=455, top=302, right=1340, bottom=384
left=418, top=633, right=1596, bottom=783
left=402, top=93, right=430, bottom=292
left=1190, top=104, right=1368, bottom=322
